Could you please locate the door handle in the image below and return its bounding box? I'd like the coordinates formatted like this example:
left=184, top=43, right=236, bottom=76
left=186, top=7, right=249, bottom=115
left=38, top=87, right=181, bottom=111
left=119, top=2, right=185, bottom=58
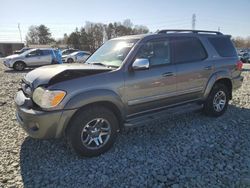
left=162, top=72, right=174, bottom=77
left=204, top=66, right=212, bottom=70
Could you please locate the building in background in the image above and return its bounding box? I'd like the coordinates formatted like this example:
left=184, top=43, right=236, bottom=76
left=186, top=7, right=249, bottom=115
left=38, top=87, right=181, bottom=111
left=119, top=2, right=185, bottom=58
left=0, top=42, right=24, bottom=57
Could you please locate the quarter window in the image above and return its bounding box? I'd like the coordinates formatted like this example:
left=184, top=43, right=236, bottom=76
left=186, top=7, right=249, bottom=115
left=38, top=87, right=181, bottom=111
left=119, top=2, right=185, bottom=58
left=42, top=50, right=51, bottom=56
left=173, top=37, right=207, bottom=63
left=208, top=37, right=237, bottom=57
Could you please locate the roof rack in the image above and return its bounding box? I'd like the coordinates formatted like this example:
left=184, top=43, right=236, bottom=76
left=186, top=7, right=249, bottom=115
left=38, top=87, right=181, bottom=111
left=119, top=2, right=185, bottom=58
left=157, top=29, right=223, bottom=35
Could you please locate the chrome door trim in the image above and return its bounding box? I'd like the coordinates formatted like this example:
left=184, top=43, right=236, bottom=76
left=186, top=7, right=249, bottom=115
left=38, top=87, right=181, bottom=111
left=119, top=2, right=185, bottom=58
left=128, top=87, right=203, bottom=106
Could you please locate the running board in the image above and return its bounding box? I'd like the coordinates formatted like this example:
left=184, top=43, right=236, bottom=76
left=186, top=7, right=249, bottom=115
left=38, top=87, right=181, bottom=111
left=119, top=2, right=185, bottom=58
left=124, top=103, right=203, bottom=128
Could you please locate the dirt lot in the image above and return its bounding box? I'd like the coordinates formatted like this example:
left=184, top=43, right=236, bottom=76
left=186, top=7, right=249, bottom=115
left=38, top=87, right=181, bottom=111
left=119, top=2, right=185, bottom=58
left=0, top=63, right=250, bottom=188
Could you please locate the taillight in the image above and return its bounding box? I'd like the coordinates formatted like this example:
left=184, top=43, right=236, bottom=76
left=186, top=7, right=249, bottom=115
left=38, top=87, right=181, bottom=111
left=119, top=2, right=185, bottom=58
left=236, top=60, right=243, bottom=71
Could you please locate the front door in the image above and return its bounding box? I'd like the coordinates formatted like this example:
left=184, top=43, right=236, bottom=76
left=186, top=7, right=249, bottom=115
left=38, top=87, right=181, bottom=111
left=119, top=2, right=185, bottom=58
left=25, top=49, right=43, bottom=66
left=124, top=38, right=177, bottom=116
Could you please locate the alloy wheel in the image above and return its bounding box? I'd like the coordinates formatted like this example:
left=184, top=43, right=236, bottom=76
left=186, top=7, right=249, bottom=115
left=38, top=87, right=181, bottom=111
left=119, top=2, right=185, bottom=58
left=81, top=118, right=111, bottom=149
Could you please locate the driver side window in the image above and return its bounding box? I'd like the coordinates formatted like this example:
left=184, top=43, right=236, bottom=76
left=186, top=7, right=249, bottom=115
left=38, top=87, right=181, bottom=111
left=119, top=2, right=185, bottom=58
left=136, top=39, right=170, bottom=67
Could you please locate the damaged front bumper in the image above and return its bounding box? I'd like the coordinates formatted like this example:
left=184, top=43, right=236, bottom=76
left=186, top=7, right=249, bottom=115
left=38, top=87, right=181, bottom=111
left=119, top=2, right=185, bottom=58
left=15, top=90, right=76, bottom=139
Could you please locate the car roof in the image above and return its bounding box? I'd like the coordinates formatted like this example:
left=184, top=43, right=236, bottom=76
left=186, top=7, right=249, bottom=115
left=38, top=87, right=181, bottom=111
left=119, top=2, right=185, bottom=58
left=113, top=30, right=229, bottom=41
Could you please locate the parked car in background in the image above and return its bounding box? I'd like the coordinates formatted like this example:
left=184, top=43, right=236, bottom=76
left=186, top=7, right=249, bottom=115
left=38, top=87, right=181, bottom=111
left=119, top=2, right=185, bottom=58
left=239, top=52, right=250, bottom=63
left=3, top=48, right=56, bottom=71
left=62, top=51, right=91, bottom=63
left=14, top=47, right=32, bottom=54
left=15, top=30, right=243, bottom=157
left=61, top=48, right=79, bottom=56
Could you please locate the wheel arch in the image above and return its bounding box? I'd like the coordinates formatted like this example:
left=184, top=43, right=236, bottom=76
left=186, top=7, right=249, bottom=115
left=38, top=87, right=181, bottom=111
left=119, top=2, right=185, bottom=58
left=63, top=90, right=125, bottom=134
left=203, top=71, right=233, bottom=100
left=13, top=60, right=26, bottom=67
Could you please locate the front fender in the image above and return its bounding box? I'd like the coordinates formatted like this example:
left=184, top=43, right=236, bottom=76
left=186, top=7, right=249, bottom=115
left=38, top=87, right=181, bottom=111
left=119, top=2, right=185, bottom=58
left=10, top=58, right=25, bottom=67
left=203, top=71, right=231, bottom=99
left=64, top=89, right=125, bottom=118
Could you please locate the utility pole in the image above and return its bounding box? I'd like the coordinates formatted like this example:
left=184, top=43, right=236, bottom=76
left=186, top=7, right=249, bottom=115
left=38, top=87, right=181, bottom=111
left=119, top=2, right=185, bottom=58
left=218, top=27, right=221, bottom=32
left=192, top=14, right=196, bottom=30
left=18, top=23, right=23, bottom=43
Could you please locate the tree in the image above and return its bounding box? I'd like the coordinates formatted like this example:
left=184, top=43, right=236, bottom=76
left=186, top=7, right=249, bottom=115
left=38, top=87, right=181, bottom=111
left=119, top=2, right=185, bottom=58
left=133, top=25, right=149, bottom=34
left=85, top=22, right=105, bottom=51
left=26, top=25, right=39, bottom=44
left=79, top=28, right=92, bottom=51
left=63, top=19, right=149, bottom=51
left=123, top=19, right=133, bottom=28
left=245, top=37, right=250, bottom=48
left=26, top=24, right=54, bottom=45
left=105, top=23, right=114, bottom=40
left=67, top=28, right=81, bottom=49
left=37, top=25, right=54, bottom=44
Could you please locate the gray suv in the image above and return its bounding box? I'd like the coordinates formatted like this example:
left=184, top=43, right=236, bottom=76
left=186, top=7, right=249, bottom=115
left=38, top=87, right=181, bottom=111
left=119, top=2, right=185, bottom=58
left=15, top=30, right=243, bottom=157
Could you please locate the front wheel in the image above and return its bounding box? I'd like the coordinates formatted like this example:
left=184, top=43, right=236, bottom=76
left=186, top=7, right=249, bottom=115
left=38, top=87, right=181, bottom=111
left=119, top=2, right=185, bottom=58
left=67, top=58, right=74, bottom=63
left=13, top=61, right=25, bottom=71
left=67, top=106, right=119, bottom=157
left=203, top=83, right=229, bottom=117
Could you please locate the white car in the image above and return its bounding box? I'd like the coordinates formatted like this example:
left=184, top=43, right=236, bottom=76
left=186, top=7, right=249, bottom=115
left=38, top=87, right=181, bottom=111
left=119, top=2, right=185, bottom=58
left=62, top=51, right=91, bottom=63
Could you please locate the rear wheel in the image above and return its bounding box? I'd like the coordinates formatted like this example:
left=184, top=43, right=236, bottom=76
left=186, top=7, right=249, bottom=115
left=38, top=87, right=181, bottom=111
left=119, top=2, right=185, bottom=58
left=13, top=61, right=25, bottom=71
left=67, top=106, right=119, bottom=157
left=203, top=83, right=229, bottom=117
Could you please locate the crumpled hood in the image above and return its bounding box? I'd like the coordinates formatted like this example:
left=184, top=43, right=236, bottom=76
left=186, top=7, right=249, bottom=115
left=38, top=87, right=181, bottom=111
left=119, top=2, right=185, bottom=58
left=24, top=64, right=112, bottom=88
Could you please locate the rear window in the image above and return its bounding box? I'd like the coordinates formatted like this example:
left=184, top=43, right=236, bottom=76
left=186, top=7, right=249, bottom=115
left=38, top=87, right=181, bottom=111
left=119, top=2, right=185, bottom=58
left=173, top=37, right=207, bottom=63
left=208, top=37, right=237, bottom=57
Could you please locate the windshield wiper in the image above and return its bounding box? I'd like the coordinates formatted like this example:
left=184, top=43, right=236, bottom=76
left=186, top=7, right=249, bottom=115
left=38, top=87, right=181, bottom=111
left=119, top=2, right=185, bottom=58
left=88, top=62, right=119, bottom=69
left=91, top=62, right=106, bottom=66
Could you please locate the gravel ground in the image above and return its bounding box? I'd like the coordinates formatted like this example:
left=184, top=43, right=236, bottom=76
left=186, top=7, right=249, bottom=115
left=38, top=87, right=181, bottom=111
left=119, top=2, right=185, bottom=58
left=0, top=63, right=250, bottom=188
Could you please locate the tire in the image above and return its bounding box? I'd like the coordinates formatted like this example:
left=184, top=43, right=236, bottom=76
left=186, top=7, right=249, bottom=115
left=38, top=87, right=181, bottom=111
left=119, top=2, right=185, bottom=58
left=67, top=58, right=74, bottom=63
left=203, top=83, right=229, bottom=117
left=13, top=61, right=25, bottom=71
left=67, top=105, right=119, bottom=157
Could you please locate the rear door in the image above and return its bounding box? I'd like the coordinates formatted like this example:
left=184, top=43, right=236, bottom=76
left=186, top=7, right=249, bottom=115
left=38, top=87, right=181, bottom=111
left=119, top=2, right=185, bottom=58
left=173, top=36, right=213, bottom=101
left=124, top=38, right=177, bottom=115
left=39, top=50, right=52, bottom=65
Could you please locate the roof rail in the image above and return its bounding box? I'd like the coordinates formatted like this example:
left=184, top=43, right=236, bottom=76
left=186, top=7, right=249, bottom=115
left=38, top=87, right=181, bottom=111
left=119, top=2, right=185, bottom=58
left=157, top=29, right=223, bottom=35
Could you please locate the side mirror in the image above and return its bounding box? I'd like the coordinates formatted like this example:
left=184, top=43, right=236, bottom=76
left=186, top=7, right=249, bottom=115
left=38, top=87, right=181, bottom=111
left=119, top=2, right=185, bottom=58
left=132, top=58, right=149, bottom=70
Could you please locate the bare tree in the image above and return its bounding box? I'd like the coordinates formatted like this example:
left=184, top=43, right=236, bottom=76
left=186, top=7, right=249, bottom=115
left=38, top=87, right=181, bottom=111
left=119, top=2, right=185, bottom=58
left=26, top=25, right=39, bottom=44
left=26, top=25, right=54, bottom=45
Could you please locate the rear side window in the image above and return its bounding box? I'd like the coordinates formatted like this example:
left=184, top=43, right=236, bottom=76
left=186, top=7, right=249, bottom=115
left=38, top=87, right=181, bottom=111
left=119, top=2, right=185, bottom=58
left=208, top=37, right=237, bottom=57
left=42, top=50, right=51, bottom=55
left=173, top=37, right=207, bottom=63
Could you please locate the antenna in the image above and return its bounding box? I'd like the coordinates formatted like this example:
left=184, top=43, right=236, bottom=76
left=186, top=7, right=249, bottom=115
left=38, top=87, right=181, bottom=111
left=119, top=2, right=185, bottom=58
left=18, top=23, right=23, bottom=43
left=192, top=14, right=196, bottom=30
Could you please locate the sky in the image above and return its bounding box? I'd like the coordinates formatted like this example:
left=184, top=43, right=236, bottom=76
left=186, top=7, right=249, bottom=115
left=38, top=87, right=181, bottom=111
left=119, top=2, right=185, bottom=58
left=0, top=0, right=250, bottom=42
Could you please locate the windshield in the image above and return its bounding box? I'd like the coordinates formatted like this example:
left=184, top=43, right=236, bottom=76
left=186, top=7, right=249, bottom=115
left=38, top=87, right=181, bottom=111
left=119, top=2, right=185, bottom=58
left=86, top=39, right=138, bottom=68
left=22, top=49, right=36, bottom=56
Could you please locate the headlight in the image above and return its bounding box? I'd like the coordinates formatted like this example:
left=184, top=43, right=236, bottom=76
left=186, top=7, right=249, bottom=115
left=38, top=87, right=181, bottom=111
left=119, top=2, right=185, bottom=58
left=32, top=87, right=66, bottom=109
